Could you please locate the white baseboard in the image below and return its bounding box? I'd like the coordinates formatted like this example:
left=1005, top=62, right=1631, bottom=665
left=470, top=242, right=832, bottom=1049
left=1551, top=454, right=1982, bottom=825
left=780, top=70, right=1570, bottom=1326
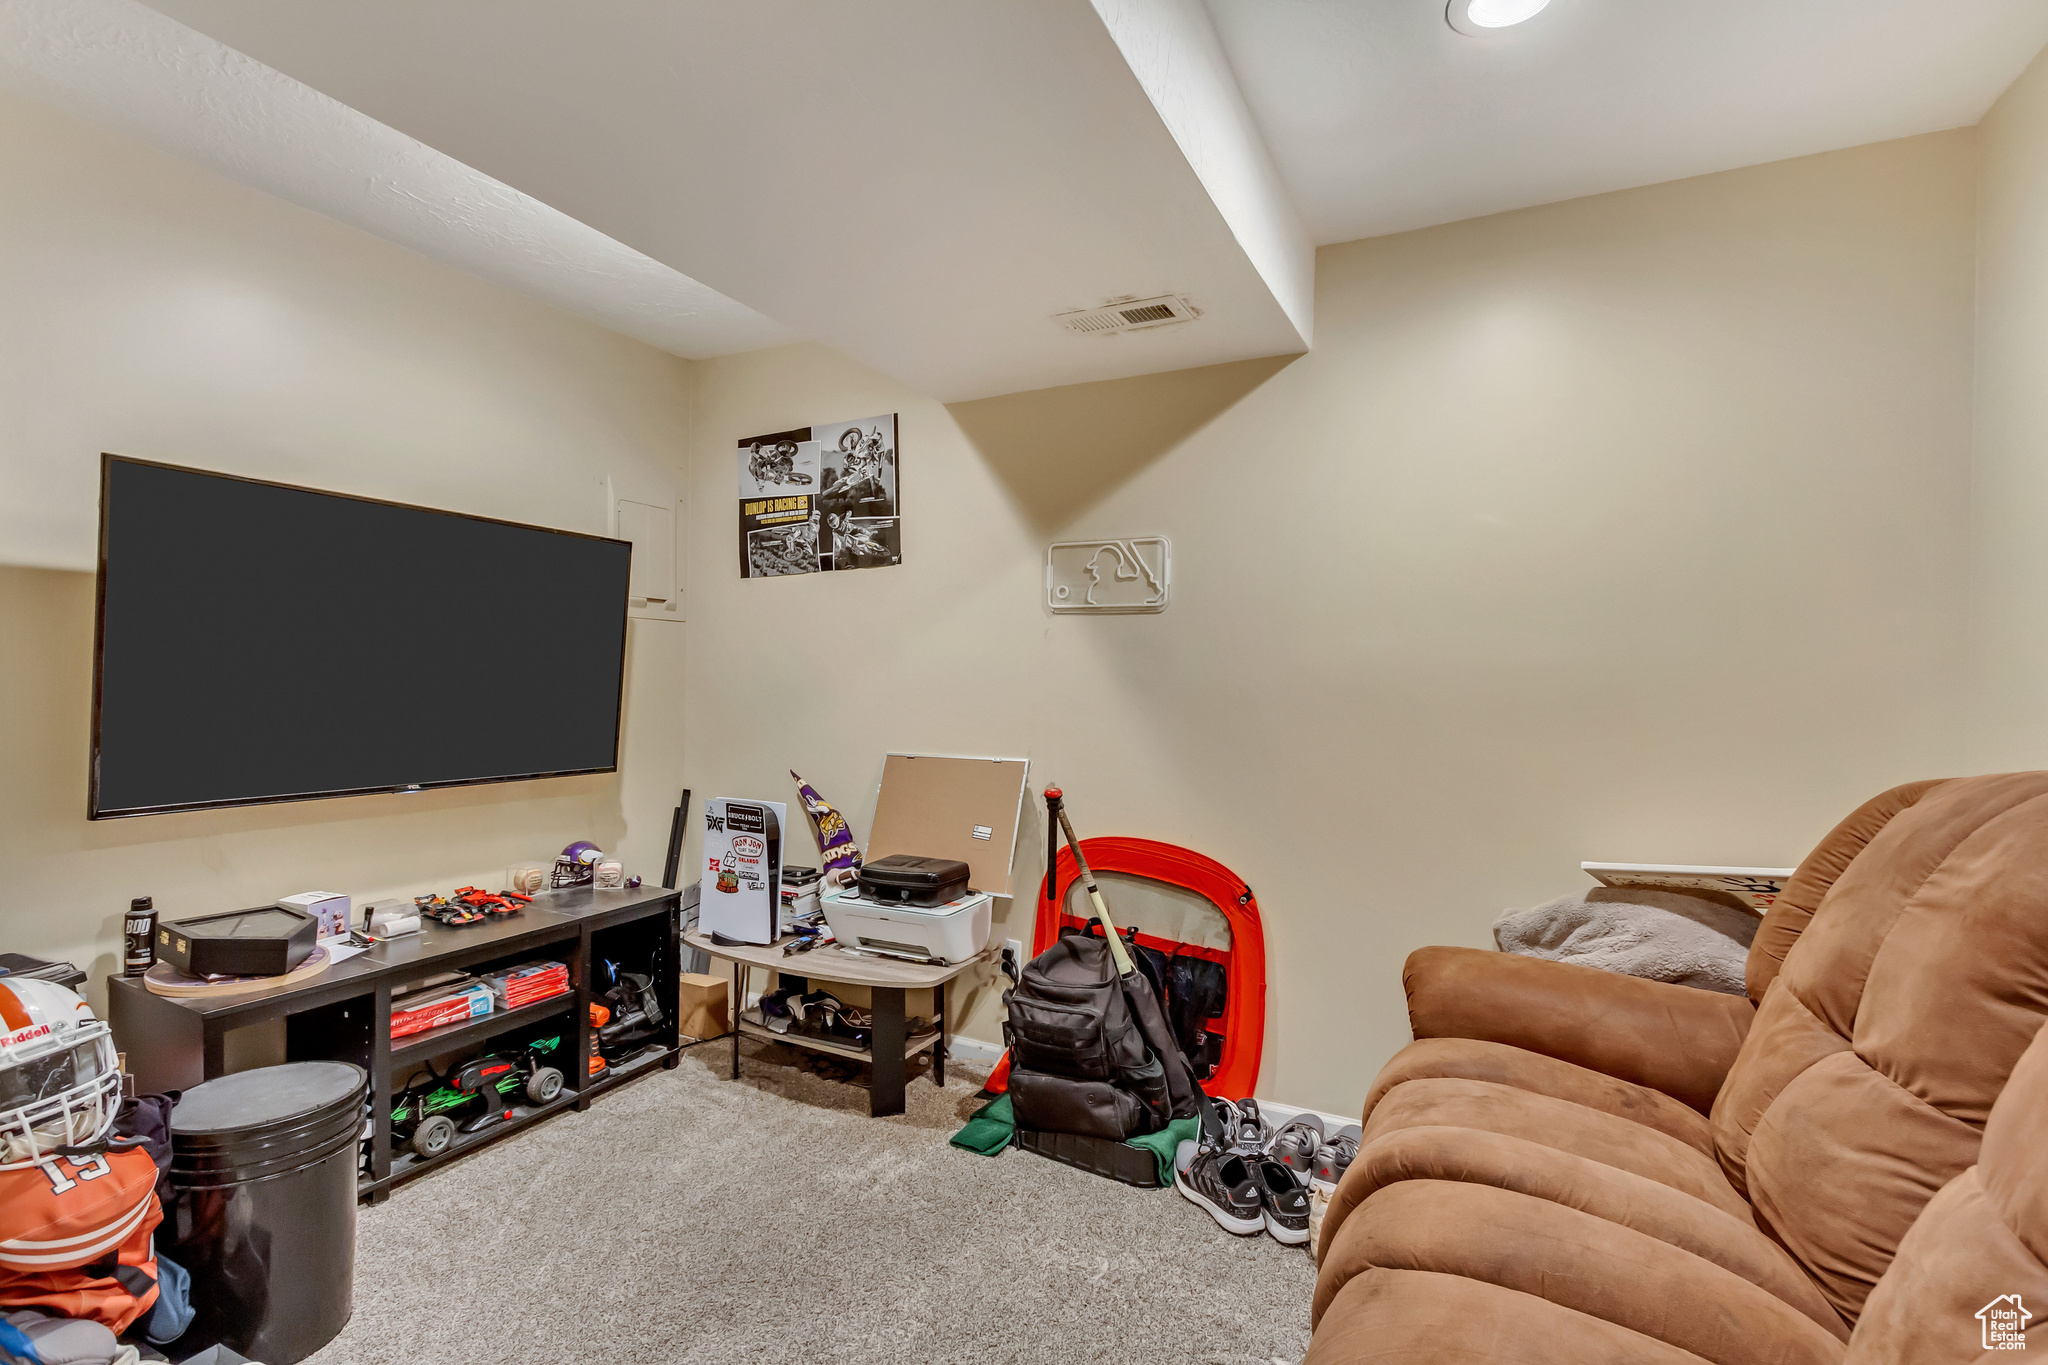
left=947, top=1033, right=1006, bottom=1067
left=949, top=1034, right=1357, bottom=1129
left=1253, top=1099, right=1359, bottom=1133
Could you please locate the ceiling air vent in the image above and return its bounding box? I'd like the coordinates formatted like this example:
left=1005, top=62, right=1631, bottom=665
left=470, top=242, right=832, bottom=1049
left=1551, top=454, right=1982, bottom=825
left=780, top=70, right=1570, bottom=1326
left=1055, top=295, right=1199, bottom=336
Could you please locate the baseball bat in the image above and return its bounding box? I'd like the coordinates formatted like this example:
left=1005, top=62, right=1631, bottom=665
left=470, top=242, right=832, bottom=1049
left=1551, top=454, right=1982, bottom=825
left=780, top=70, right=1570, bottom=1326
left=1044, top=786, right=1134, bottom=978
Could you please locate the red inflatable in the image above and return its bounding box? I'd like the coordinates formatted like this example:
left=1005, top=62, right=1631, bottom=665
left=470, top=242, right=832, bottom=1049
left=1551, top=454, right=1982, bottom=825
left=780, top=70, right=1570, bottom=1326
left=1030, top=836, right=1266, bottom=1102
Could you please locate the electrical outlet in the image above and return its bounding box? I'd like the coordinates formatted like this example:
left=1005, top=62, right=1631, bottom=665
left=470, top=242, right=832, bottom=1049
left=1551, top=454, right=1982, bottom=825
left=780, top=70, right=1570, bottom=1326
left=1004, top=938, right=1024, bottom=966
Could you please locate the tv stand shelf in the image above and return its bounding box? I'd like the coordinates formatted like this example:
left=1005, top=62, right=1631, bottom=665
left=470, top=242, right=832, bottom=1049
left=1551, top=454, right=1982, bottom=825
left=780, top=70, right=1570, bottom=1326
left=389, top=992, right=577, bottom=1063
left=107, top=885, right=680, bottom=1204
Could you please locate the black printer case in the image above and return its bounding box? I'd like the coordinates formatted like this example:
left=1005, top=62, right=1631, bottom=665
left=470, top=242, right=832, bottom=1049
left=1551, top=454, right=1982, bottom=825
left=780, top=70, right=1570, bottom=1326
left=157, top=906, right=320, bottom=978
left=857, top=854, right=971, bottom=907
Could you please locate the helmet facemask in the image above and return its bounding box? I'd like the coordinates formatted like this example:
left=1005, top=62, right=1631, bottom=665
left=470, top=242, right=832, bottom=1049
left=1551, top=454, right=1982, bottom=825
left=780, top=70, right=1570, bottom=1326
left=0, top=990, right=123, bottom=1171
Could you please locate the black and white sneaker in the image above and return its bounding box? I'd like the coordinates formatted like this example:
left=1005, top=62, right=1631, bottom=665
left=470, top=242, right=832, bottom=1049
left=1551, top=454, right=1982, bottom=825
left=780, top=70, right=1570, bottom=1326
left=1229, top=1098, right=1274, bottom=1155
left=1255, top=1158, right=1311, bottom=1244
left=1178, top=1147, right=1264, bottom=1236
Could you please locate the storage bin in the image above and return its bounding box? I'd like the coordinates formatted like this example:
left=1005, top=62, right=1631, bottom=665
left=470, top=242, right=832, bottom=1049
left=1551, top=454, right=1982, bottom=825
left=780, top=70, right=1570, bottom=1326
left=165, top=1061, right=366, bottom=1365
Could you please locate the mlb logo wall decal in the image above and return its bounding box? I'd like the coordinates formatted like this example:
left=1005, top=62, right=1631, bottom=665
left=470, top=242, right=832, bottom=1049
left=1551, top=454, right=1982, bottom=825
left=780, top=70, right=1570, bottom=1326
left=1980, top=1294, right=2032, bottom=1351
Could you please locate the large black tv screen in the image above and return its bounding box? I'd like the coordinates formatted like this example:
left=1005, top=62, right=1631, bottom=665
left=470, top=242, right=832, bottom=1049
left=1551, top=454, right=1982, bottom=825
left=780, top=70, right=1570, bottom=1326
left=91, top=455, right=631, bottom=819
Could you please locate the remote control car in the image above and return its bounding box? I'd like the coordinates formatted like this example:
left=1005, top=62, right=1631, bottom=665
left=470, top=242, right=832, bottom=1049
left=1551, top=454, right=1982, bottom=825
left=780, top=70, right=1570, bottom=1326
left=414, top=894, right=486, bottom=927
left=452, top=886, right=528, bottom=916
left=391, top=1037, right=566, bottom=1159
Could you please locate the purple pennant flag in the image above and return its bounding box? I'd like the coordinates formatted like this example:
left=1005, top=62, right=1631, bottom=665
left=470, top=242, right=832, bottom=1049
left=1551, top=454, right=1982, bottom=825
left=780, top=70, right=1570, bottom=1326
left=790, top=770, right=861, bottom=874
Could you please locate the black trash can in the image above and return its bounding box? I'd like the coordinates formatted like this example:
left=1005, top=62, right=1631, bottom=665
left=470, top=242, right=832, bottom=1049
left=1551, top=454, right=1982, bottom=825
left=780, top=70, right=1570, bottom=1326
left=165, top=1061, right=366, bottom=1365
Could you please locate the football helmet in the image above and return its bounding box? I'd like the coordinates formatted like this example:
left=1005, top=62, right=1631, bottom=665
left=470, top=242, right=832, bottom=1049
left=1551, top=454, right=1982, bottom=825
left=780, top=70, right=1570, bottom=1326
left=552, top=840, right=605, bottom=889
left=0, top=978, right=122, bottom=1170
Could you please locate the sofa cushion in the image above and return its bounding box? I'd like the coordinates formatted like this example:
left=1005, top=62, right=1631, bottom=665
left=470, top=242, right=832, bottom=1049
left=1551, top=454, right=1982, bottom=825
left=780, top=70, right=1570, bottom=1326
left=1712, top=772, right=2048, bottom=1324
left=1320, top=1123, right=1845, bottom=1337
left=1364, top=1037, right=1714, bottom=1155
left=1364, top=1076, right=1750, bottom=1222
left=1745, top=780, right=1946, bottom=1006
left=1316, top=1180, right=1845, bottom=1365
left=1746, top=1051, right=1980, bottom=1324
left=1307, top=1269, right=1719, bottom=1365
left=1841, top=1019, right=2048, bottom=1362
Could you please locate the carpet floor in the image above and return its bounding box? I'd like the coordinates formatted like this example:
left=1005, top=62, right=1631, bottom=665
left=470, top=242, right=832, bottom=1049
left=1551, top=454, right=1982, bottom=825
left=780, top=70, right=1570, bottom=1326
left=310, top=1040, right=1314, bottom=1365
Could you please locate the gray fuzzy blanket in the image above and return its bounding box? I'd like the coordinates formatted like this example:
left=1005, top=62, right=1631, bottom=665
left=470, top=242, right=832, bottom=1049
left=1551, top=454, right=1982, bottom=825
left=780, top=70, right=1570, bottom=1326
left=1492, top=888, right=1759, bottom=996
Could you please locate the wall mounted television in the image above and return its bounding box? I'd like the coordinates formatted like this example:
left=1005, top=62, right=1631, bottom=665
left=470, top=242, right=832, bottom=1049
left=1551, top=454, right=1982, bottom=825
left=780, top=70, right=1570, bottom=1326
left=90, top=455, right=632, bottom=819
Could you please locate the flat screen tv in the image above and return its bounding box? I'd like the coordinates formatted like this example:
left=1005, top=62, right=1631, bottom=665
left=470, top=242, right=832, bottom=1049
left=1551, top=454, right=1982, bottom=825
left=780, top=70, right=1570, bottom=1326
left=90, top=454, right=632, bottom=819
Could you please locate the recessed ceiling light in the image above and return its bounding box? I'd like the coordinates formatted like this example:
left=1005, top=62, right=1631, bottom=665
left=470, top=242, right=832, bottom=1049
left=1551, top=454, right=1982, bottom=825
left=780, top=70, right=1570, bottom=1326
left=1447, top=0, right=1552, bottom=36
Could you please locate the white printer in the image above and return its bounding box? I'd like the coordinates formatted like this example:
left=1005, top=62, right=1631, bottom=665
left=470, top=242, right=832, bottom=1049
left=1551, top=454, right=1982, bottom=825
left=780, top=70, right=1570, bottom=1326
left=821, top=887, right=993, bottom=965
left=802, top=753, right=1028, bottom=963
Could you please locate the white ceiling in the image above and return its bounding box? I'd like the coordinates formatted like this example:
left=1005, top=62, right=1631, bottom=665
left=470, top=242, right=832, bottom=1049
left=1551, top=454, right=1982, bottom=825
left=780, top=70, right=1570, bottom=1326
left=143, top=0, right=1312, bottom=403
left=0, top=0, right=793, bottom=359
left=11, top=0, right=2046, bottom=397
left=1206, top=0, right=2048, bottom=244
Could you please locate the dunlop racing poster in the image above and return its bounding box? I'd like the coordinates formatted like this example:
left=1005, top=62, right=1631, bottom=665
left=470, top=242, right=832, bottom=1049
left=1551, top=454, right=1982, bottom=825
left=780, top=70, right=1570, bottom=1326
left=737, top=413, right=900, bottom=577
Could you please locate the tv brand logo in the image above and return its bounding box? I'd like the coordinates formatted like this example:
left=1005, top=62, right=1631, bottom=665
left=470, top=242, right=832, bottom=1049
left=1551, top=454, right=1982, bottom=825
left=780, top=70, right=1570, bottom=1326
left=1980, top=1294, right=2032, bottom=1351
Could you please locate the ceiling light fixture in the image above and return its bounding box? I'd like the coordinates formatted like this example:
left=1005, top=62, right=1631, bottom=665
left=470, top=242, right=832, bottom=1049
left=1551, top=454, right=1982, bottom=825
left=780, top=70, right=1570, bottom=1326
left=1447, top=0, right=1551, bottom=36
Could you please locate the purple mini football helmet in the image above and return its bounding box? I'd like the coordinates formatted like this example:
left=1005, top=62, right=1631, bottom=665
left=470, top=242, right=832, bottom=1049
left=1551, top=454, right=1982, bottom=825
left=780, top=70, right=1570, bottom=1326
left=552, top=840, right=605, bottom=889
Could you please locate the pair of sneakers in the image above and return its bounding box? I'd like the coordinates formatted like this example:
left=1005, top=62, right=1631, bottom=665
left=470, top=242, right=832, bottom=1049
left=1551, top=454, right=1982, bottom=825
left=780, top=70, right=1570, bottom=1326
left=1175, top=1099, right=1305, bottom=1244
left=1266, top=1111, right=1361, bottom=1192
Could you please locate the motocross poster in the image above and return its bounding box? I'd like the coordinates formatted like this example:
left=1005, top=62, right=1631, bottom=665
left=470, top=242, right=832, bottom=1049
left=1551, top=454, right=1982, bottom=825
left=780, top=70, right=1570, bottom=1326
left=737, top=413, right=900, bottom=577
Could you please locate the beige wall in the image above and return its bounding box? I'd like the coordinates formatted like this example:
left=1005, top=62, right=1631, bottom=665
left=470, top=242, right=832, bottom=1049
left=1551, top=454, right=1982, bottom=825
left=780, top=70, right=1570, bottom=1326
left=1971, top=47, right=2048, bottom=768
left=0, top=90, right=692, bottom=1008
left=684, top=130, right=1979, bottom=1115
left=2, top=76, right=1985, bottom=1115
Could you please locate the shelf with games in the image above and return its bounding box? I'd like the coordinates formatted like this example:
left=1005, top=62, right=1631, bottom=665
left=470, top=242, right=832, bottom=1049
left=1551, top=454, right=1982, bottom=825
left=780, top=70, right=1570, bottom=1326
left=389, top=992, right=578, bottom=1064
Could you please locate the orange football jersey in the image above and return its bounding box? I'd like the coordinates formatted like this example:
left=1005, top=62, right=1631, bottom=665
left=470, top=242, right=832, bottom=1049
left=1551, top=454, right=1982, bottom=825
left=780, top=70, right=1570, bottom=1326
left=0, top=1147, right=162, bottom=1332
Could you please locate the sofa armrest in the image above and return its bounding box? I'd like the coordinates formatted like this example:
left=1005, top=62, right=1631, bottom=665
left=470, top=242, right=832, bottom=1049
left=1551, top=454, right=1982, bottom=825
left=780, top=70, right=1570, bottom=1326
left=1402, top=946, right=1754, bottom=1114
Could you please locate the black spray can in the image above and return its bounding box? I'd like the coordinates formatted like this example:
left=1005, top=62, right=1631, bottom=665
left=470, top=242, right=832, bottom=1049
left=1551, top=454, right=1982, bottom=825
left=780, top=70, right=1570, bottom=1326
left=124, top=897, right=157, bottom=977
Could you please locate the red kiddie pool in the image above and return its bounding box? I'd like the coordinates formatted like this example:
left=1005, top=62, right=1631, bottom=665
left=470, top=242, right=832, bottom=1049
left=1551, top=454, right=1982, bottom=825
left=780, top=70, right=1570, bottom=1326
left=989, top=836, right=1265, bottom=1102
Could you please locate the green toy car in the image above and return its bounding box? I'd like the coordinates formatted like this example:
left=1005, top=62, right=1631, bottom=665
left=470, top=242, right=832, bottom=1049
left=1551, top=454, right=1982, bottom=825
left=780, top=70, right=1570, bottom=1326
left=393, top=1037, right=567, bottom=1159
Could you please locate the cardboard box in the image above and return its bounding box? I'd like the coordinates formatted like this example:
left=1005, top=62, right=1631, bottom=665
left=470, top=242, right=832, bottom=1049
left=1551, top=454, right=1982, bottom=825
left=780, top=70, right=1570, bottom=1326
left=278, top=891, right=351, bottom=940
left=678, top=972, right=729, bottom=1040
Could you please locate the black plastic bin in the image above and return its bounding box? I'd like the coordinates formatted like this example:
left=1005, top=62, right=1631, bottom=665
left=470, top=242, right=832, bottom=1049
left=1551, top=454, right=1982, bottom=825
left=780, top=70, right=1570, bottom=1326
left=165, top=1061, right=367, bottom=1365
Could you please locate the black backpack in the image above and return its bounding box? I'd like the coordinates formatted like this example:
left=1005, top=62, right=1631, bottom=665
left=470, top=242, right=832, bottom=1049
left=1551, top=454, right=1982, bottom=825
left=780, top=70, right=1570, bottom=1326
left=1004, top=925, right=1200, bottom=1141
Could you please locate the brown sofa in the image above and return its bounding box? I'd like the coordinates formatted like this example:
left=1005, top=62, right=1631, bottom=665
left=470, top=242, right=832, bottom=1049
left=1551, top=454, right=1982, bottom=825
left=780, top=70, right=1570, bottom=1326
left=1310, top=774, right=2048, bottom=1363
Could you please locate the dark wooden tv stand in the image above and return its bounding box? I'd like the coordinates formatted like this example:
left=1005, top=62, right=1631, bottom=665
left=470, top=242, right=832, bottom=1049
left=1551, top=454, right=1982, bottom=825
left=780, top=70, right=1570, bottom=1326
left=107, top=885, right=680, bottom=1203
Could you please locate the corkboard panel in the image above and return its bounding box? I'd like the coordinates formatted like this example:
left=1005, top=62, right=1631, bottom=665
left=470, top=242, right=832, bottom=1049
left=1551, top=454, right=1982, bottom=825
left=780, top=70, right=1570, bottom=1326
left=866, top=754, right=1029, bottom=897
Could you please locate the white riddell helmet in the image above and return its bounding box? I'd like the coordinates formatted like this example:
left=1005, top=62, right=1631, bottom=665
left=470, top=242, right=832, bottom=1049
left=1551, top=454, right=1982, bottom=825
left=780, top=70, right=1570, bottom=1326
left=0, top=978, right=122, bottom=1170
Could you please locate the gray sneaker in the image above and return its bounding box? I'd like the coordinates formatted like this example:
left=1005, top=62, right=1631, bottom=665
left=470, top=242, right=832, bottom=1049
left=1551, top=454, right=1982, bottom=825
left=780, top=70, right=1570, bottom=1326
left=1269, top=1113, right=1324, bottom=1182
left=1311, top=1125, right=1360, bottom=1190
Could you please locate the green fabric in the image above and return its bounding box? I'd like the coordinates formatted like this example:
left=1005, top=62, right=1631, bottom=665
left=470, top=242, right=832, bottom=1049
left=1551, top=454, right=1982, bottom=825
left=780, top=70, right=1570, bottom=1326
left=948, top=1094, right=1199, bottom=1187
left=1128, top=1115, right=1200, bottom=1186
left=949, top=1093, right=1016, bottom=1156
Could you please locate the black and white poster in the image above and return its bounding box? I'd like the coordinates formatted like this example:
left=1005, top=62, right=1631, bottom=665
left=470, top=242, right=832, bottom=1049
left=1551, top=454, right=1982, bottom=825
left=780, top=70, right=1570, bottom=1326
left=736, top=413, right=899, bottom=577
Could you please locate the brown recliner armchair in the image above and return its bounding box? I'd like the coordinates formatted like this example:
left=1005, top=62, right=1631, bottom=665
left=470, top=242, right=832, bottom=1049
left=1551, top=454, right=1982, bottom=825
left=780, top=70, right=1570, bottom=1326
left=1310, top=774, right=2048, bottom=1364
